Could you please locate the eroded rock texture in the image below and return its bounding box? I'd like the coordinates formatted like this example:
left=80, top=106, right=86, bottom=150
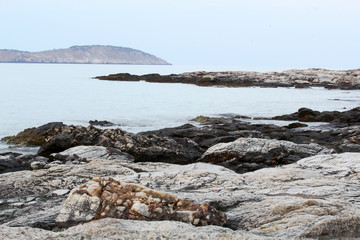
left=56, top=177, right=226, bottom=227
left=199, top=137, right=331, bottom=173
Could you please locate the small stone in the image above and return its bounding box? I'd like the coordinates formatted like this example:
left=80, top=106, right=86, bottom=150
left=10, top=202, right=24, bottom=208
left=26, top=197, right=36, bottom=202
left=53, top=189, right=70, bottom=196
left=30, top=161, right=46, bottom=170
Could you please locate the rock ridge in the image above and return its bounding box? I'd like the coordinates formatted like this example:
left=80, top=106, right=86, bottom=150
left=96, top=68, right=360, bottom=89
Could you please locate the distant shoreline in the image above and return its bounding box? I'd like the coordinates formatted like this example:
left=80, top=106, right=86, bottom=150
left=96, top=68, right=360, bottom=90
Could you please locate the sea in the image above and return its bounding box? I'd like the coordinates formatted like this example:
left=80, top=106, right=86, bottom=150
left=1, top=63, right=360, bottom=154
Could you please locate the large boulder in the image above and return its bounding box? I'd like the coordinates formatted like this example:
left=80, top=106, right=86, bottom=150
left=199, top=137, right=331, bottom=173
left=56, top=177, right=226, bottom=227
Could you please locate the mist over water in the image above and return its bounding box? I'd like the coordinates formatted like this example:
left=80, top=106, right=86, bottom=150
left=1, top=63, right=360, bottom=153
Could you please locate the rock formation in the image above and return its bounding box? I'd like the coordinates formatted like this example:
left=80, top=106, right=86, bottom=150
left=96, top=68, right=360, bottom=89
left=199, top=137, right=331, bottom=173
left=0, top=147, right=360, bottom=239
left=56, top=177, right=226, bottom=227
left=0, top=45, right=170, bottom=65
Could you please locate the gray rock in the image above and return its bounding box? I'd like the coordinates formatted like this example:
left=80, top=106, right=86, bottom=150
left=0, top=218, right=273, bottom=240
left=51, top=145, right=134, bottom=162
left=199, top=137, right=332, bottom=173
left=0, top=155, right=136, bottom=229
left=52, top=189, right=70, bottom=196
left=1, top=151, right=360, bottom=239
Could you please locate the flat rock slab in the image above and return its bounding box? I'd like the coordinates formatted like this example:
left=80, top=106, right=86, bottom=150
left=0, top=218, right=273, bottom=240
left=1, top=146, right=360, bottom=239
left=56, top=177, right=226, bottom=227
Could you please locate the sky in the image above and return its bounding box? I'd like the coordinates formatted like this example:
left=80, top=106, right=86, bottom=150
left=1, top=0, right=359, bottom=69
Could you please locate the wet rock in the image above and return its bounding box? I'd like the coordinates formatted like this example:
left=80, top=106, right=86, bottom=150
left=199, top=137, right=331, bottom=173
left=1, top=122, right=65, bottom=147
left=56, top=177, right=226, bottom=227
left=89, top=120, right=115, bottom=127
left=273, top=107, right=360, bottom=124
left=285, top=122, right=308, bottom=129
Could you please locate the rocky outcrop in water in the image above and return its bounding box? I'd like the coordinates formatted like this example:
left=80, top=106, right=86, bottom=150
left=0, top=45, right=170, bottom=65
left=96, top=68, right=360, bottom=89
left=273, top=107, right=360, bottom=123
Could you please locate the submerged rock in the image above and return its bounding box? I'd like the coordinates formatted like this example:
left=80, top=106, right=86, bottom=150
left=199, top=137, right=331, bottom=173
left=56, top=177, right=226, bottom=227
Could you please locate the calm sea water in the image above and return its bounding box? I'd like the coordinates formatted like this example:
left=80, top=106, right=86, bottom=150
left=1, top=63, right=360, bottom=153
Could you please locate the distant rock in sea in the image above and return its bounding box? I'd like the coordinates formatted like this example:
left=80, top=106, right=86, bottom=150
left=0, top=45, right=170, bottom=65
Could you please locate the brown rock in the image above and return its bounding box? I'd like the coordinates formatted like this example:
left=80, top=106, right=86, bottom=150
left=55, top=177, right=226, bottom=227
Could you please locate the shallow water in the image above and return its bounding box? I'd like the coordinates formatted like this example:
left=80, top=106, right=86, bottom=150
left=1, top=64, right=359, bottom=153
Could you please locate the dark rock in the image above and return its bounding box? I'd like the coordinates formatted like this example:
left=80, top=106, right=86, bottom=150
left=37, top=125, right=202, bottom=164
left=0, top=153, right=48, bottom=173
left=273, top=107, right=360, bottom=124
left=95, top=68, right=360, bottom=89
left=89, top=120, right=116, bottom=127
left=1, top=122, right=65, bottom=147
left=285, top=122, right=308, bottom=129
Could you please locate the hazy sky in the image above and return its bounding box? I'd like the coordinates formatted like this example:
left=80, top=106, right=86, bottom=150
left=1, top=0, right=359, bottom=68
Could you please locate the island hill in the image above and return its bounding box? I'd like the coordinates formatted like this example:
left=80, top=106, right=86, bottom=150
left=0, top=45, right=170, bottom=65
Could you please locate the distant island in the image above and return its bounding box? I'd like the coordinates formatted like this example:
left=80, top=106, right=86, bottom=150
left=0, top=45, right=170, bottom=65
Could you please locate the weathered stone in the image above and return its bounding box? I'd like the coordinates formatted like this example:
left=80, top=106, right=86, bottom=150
left=0, top=218, right=273, bottom=240
left=199, top=137, right=331, bottom=173
left=1, top=150, right=360, bottom=239
left=37, top=125, right=202, bottom=164
left=56, top=177, right=226, bottom=227
left=0, top=155, right=136, bottom=229
left=0, top=153, right=49, bottom=173
left=50, top=145, right=134, bottom=163
left=1, top=122, right=64, bottom=147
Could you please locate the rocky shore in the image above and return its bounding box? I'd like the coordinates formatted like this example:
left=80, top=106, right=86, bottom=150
left=96, top=68, right=360, bottom=89
left=1, top=107, right=360, bottom=239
